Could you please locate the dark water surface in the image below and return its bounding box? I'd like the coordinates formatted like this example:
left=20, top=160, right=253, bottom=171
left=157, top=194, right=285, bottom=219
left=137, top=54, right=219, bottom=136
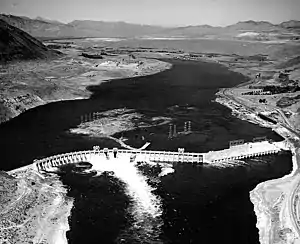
left=0, top=59, right=292, bottom=243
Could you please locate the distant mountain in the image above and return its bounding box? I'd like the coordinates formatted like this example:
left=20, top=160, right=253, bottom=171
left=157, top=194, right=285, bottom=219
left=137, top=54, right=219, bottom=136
left=68, top=20, right=167, bottom=37
left=0, top=14, right=299, bottom=40
left=0, top=19, right=58, bottom=61
left=35, top=16, right=63, bottom=25
left=0, top=14, right=168, bottom=39
left=156, top=20, right=288, bottom=39
left=227, top=20, right=282, bottom=32
left=0, top=14, right=103, bottom=39
left=279, top=20, right=300, bottom=30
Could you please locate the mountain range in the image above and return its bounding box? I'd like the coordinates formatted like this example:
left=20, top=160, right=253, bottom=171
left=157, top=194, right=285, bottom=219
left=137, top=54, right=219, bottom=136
left=0, top=14, right=300, bottom=40
left=0, top=19, right=58, bottom=61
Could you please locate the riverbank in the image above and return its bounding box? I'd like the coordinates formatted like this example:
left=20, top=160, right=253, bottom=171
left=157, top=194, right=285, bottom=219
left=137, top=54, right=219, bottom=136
left=0, top=52, right=172, bottom=123
left=0, top=52, right=297, bottom=243
left=249, top=145, right=299, bottom=244
left=0, top=52, right=171, bottom=243
left=215, top=75, right=300, bottom=243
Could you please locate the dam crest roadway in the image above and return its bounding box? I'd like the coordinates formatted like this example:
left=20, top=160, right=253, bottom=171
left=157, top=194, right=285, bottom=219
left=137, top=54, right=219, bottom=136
left=9, top=137, right=290, bottom=174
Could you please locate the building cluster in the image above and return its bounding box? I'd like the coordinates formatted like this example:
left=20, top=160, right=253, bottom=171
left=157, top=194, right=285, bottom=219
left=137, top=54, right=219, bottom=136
left=229, top=136, right=269, bottom=148
left=242, top=89, right=271, bottom=96
left=243, top=85, right=300, bottom=96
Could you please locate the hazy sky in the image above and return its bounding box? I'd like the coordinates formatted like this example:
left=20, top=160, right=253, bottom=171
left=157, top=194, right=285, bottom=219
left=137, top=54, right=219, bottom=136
left=1, top=0, right=300, bottom=26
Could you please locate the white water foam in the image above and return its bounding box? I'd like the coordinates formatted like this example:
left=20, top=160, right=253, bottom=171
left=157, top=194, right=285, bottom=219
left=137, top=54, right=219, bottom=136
left=158, top=163, right=175, bottom=177
left=90, top=154, right=163, bottom=243
left=207, top=160, right=250, bottom=169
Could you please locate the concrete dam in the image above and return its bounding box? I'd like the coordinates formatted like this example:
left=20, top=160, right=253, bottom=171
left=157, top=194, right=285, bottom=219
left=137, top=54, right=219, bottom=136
left=8, top=138, right=289, bottom=174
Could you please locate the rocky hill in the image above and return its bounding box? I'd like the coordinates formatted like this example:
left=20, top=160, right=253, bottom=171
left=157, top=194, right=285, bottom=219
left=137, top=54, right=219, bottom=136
left=0, top=19, right=58, bottom=61
left=0, top=14, right=102, bottom=39
left=0, top=14, right=166, bottom=39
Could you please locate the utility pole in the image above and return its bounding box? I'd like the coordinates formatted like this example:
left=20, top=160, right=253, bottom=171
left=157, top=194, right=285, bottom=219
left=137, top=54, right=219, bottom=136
left=173, top=124, right=177, bottom=137
left=184, top=122, right=187, bottom=133
left=188, top=121, right=192, bottom=132
left=168, top=124, right=173, bottom=139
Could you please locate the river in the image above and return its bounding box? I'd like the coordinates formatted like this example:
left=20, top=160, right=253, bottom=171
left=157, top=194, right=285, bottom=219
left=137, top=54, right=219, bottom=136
left=0, top=59, right=292, bottom=243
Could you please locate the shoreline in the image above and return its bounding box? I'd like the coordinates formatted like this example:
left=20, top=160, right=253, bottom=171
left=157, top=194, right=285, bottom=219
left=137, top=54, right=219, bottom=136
left=249, top=145, right=298, bottom=244
left=0, top=56, right=172, bottom=244
left=214, top=76, right=300, bottom=243
left=2, top=53, right=298, bottom=243
left=0, top=56, right=172, bottom=124
left=53, top=196, right=74, bottom=244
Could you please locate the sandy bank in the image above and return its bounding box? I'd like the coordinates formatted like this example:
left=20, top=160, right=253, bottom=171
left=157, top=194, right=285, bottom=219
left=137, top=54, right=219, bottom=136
left=50, top=197, right=73, bottom=244
left=249, top=144, right=299, bottom=244
left=215, top=79, right=300, bottom=243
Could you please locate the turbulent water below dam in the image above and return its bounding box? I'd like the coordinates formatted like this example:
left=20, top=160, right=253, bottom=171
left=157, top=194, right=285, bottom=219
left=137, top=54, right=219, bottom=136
left=0, top=59, right=293, bottom=243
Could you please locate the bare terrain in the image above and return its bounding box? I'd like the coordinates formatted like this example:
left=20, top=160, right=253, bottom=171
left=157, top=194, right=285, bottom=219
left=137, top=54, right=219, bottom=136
left=0, top=44, right=171, bottom=123
left=0, top=169, right=73, bottom=244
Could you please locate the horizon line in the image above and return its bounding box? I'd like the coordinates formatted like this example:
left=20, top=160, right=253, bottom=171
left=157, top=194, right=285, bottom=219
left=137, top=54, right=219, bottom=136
left=1, top=12, right=300, bottom=28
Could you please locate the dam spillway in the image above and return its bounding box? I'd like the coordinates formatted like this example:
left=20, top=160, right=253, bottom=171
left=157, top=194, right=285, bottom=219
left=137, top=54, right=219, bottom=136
left=8, top=139, right=289, bottom=174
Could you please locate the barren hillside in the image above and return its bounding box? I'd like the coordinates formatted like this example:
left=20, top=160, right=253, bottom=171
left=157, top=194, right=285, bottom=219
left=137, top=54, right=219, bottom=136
left=0, top=19, right=59, bottom=61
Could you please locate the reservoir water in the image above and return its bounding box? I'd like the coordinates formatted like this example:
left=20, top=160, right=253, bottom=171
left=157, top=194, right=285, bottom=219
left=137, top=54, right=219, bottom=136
left=0, top=59, right=292, bottom=243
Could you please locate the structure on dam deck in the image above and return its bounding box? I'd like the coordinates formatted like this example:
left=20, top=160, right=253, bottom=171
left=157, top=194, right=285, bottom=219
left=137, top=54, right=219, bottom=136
left=29, top=138, right=290, bottom=173
left=205, top=140, right=288, bottom=163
